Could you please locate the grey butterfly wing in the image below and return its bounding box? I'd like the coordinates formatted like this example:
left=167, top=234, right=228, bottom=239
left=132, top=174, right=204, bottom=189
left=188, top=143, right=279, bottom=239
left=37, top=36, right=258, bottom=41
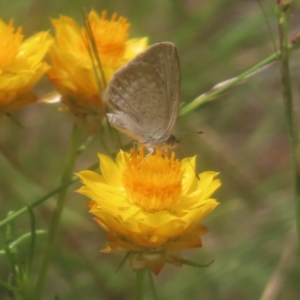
left=106, top=111, right=147, bottom=143
left=105, top=61, right=168, bottom=144
left=128, top=42, right=180, bottom=136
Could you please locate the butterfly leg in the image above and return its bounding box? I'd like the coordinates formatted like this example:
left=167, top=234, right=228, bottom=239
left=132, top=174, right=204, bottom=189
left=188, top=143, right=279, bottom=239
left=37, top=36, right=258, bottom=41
left=138, top=146, right=155, bottom=169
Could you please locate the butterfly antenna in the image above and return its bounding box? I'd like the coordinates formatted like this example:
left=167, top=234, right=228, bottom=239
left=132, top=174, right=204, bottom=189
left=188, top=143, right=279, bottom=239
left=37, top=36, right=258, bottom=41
left=178, top=131, right=203, bottom=180
left=179, top=130, right=203, bottom=136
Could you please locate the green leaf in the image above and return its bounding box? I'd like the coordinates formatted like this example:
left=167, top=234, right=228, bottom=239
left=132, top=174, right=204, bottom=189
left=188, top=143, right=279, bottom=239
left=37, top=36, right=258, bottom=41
left=147, top=268, right=158, bottom=300
left=115, top=252, right=130, bottom=273
left=180, top=258, right=215, bottom=269
left=8, top=230, right=47, bottom=250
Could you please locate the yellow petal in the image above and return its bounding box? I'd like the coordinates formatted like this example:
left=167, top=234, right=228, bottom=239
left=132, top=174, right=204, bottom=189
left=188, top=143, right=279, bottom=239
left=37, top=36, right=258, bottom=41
left=76, top=170, right=105, bottom=184
left=76, top=182, right=125, bottom=208
left=51, top=16, right=83, bottom=56
left=9, top=31, right=53, bottom=71
left=0, top=91, right=36, bottom=111
left=116, top=150, right=129, bottom=172
left=181, top=156, right=197, bottom=194
left=124, top=37, right=148, bottom=61
left=98, top=212, right=129, bottom=235
left=198, top=172, right=221, bottom=200
left=163, top=231, right=203, bottom=250
left=172, top=191, right=203, bottom=212
left=181, top=200, right=219, bottom=232
left=98, top=153, right=122, bottom=187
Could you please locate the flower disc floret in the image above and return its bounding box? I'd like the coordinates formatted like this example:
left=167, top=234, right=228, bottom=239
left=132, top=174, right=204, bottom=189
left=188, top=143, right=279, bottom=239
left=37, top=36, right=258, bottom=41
left=123, top=149, right=184, bottom=211
left=84, top=11, right=130, bottom=69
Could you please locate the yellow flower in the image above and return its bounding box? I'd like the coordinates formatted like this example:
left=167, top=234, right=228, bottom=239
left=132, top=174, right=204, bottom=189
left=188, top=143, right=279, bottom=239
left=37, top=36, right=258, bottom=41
left=76, top=148, right=221, bottom=275
left=47, top=11, right=148, bottom=130
left=0, top=19, right=53, bottom=114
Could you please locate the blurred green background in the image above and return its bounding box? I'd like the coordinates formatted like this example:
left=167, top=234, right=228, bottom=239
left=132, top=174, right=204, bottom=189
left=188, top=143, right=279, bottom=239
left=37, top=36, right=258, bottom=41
left=1, top=0, right=300, bottom=299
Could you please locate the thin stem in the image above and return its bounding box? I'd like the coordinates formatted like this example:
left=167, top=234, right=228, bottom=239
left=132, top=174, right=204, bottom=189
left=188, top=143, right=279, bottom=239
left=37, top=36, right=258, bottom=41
left=0, top=180, right=76, bottom=229
left=259, top=227, right=296, bottom=300
left=179, top=44, right=298, bottom=116
left=0, top=160, right=98, bottom=229
left=0, top=278, right=20, bottom=293
left=33, top=123, right=81, bottom=300
left=6, top=230, right=47, bottom=250
left=147, top=269, right=158, bottom=300
left=277, top=0, right=300, bottom=253
left=135, top=269, right=147, bottom=300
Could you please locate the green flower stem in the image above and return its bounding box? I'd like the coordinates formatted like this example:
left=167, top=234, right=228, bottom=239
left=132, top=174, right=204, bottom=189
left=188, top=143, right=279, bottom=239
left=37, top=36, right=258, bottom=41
left=147, top=269, right=158, bottom=300
left=259, top=227, right=296, bottom=300
left=179, top=44, right=298, bottom=116
left=0, top=278, right=20, bottom=293
left=0, top=180, right=75, bottom=229
left=135, top=269, right=147, bottom=300
left=277, top=1, right=300, bottom=252
left=0, top=160, right=98, bottom=229
left=33, top=123, right=81, bottom=300
left=9, top=230, right=47, bottom=250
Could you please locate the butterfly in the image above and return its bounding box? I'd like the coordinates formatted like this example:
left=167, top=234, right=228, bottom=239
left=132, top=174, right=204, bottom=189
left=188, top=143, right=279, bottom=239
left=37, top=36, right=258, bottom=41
left=105, top=42, right=180, bottom=150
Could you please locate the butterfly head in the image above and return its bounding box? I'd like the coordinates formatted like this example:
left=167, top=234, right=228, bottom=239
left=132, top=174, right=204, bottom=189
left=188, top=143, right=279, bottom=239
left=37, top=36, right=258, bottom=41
left=144, top=134, right=179, bottom=152
left=165, top=135, right=180, bottom=149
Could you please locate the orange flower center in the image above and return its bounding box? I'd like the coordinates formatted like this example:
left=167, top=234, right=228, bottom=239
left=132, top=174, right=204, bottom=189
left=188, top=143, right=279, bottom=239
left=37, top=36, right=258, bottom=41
left=122, top=148, right=184, bottom=212
left=83, top=11, right=130, bottom=69
left=0, top=20, right=23, bottom=71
